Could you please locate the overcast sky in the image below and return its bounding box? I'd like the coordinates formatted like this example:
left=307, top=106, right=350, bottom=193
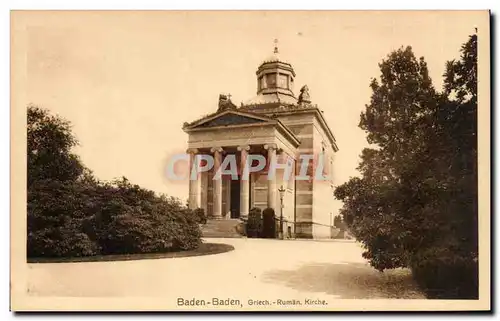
left=20, top=10, right=486, bottom=204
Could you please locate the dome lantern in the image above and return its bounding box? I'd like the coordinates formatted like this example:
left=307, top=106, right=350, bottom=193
left=255, top=39, right=296, bottom=98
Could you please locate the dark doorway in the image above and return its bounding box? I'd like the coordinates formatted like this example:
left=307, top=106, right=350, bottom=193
left=230, top=178, right=240, bottom=218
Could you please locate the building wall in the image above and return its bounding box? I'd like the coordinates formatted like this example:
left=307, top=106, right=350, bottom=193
left=250, top=154, right=295, bottom=226
left=277, top=113, right=315, bottom=238
left=275, top=111, right=338, bottom=239
left=251, top=172, right=268, bottom=209
left=311, top=117, right=337, bottom=239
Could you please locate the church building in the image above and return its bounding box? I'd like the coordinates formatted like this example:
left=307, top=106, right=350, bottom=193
left=183, top=44, right=339, bottom=239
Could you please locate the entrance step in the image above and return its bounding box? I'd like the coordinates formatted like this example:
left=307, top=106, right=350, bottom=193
left=201, top=219, right=245, bottom=238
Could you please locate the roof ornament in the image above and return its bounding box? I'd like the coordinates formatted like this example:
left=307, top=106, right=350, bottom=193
left=217, top=93, right=237, bottom=112
left=298, top=85, right=311, bottom=105
left=273, top=38, right=279, bottom=54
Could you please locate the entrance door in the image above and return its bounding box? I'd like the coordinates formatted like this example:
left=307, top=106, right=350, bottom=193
left=230, top=178, right=240, bottom=218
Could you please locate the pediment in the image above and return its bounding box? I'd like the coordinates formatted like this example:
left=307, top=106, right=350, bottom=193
left=184, top=109, right=301, bottom=148
left=189, top=111, right=271, bottom=129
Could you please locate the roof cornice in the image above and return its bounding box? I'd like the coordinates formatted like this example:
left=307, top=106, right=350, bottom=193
left=265, top=107, right=339, bottom=152
left=183, top=109, right=274, bottom=131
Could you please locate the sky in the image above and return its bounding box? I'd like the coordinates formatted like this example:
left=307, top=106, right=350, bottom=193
left=19, top=10, right=487, bottom=203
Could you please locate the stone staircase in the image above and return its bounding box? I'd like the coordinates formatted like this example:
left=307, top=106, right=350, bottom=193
left=201, top=219, right=245, bottom=238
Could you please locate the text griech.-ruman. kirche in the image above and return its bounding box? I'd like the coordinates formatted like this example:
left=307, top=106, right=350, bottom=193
left=183, top=45, right=338, bottom=239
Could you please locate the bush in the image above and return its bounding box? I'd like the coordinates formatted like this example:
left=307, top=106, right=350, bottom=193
left=410, top=246, right=478, bottom=299
left=261, top=208, right=276, bottom=238
left=193, top=208, right=207, bottom=224
left=27, top=106, right=203, bottom=258
left=246, top=207, right=262, bottom=238
left=27, top=179, right=100, bottom=257
left=27, top=177, right=203, bottom=258
left=89, top=179, right=202, bottom=255
left=28, top=227, right=99, bottom=258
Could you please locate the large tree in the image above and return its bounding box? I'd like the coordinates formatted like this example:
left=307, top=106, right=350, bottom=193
left=335, top=35, right=478, bottom=298
left=27, top=106, right=97, bottom=257
left=27, top=106, right=84, bottom=186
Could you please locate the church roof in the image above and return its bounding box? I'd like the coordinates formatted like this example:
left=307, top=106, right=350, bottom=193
left=259, top=39, right=291, bottom=66
left=182, top=41, right=338, bottom=152
left=260, top=52, right=291, bottom=66
left=242, top=93, right=297, bottom=107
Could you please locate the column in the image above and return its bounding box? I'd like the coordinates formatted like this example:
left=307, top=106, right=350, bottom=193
left=225, top=179, right=231, bottom=218
left=211, top=147, right=223, bottom=219
left=187, top=148, right=201, bottom=209
left=238, top=145, right=250, bottom=219
left=264, top=144, right=278, bottom=210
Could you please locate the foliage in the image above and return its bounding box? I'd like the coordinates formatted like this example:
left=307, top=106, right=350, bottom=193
left=88, top=178, right=202, bottom=255
left=27, top=106, right=202, bottom=258
left=28, top=106, right=84, bottom=186
left=334, top=35, right=478, bottom=298
left=27, top=179, right=100, bottom=257
left=261, top=207, right=276, bottom=238
left=333, top=215, right=347, bottom=231
left=246, top=207, right=262, bottom=238
left=193, top=208, right=207, bottom=224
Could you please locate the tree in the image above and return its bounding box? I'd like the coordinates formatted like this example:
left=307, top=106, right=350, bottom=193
left=27, top=106, right=95, bottom=257
left=336, top=45, right=439, bottom=269
left=27, top=106, right=84, bottom=186
left=335, top=35, right=478, bottom=299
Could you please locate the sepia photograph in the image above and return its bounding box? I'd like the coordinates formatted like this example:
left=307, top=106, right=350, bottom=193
left=10, top=10, right=490, bottom=312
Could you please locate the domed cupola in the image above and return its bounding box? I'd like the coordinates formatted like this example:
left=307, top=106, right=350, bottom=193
left=256, top=39, right=296, bottom=98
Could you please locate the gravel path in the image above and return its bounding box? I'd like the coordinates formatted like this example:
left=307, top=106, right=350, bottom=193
left=26, top=238, right=426, bottom=302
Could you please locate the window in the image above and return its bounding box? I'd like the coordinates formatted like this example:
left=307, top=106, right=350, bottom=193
left=260, top=76, right=265, bottom=90
left=266, top=74, right=277, bottom=88
left=321, top=146, right=329, bottom=177
left=278, top=74, right=288, bottom=88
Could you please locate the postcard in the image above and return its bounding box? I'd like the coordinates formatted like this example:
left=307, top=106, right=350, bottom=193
left=10, top=10, right=491, bottom=312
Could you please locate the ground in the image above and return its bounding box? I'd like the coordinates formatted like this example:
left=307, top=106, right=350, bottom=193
left=26, top=238, right=425, bottom=302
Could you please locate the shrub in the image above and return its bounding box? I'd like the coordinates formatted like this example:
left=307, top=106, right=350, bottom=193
left=27, top=106, right=203, bottom=258
left=246, top=207, right=262, bottom=238
left=193, top=208, right=207, bottom=224
left=261, top=208, right=276, bottom=238
left=90, top=179, right=202, bottom=255
left=410, top=246, right=478, bottom=299
left=27, top=179, right=100, bottom=257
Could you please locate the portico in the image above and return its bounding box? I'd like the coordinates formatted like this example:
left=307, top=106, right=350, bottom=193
left=184, top=112, right=300, bottom=219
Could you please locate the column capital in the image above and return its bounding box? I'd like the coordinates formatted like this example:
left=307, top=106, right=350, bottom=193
left=186, top=148, right=199, bottom=154
left=237, top=145, right=250, bottom=152
left=264, top=143, right=278, bottom=151
left=210, top=146, right=224, bottom=153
